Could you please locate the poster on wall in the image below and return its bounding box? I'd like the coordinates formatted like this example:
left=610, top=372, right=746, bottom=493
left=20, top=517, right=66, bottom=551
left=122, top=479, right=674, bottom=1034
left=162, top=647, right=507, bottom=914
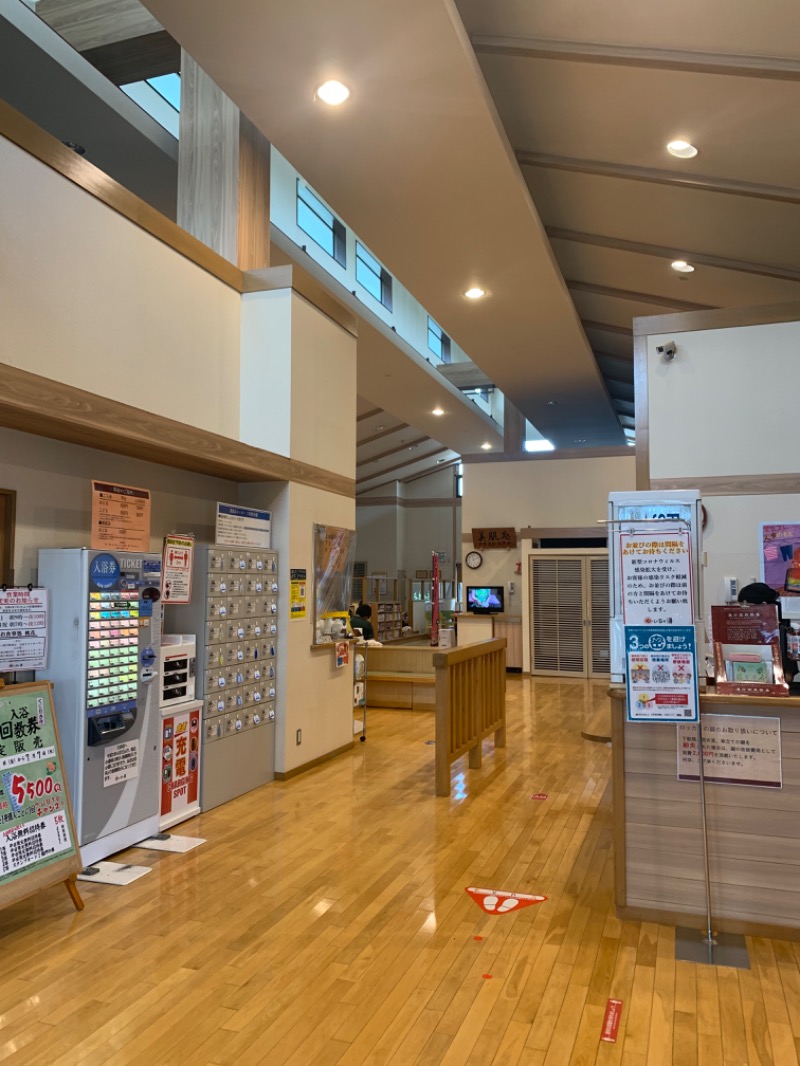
left=91, top=481, right=151, bottom=552
left=761, top=524, right=800, bottom=595
left=160, top=706, right=201, bottom=827
left=620, top=531, right=693, bottom=626
left=215, top=504, right=271, bottom=549
left=290, top=569, right=307, bottom=620
left=0, top=587, right=49, bottom=672
left=678, top=714, right=781, bottom=788
left=162, top=534, right=194, bottom=605
left=625, top=625, right=699, bottom=723
left=312, top=525, right=356, bottom=644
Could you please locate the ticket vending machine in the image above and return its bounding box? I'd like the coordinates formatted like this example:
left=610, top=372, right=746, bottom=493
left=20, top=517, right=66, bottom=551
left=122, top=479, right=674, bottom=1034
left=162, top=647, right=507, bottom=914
left=608, top=490, right=704, bottom=683
left=37, top=548, right=164, bottom=866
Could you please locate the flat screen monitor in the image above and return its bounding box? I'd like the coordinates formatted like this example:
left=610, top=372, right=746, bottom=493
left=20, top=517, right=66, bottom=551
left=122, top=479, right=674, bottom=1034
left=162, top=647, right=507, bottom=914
left=466, top=586, right=504, bottom=614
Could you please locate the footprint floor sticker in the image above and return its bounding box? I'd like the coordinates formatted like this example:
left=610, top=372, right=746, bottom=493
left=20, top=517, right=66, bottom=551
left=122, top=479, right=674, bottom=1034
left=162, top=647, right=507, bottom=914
left=465, top=887, right=547, bottom=914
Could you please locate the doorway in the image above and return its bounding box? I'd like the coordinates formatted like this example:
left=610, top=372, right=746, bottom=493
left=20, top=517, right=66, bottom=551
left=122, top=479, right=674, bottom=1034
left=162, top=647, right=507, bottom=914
left=529, top=551, right=609, bottom=678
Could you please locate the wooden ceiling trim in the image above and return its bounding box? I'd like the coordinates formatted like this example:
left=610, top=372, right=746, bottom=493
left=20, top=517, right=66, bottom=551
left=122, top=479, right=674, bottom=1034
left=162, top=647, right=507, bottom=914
left=356, top=406, right=384, bottom=423
left=549, top=227, right=800, bottom=284
left=357, top=423, right=410, bottom=447
left=356, top=436, right=431, bottom=468
left=461, top=446, right=632, bottom=464
left=81, top=30, right=180, bottom=85
left=472, top=35, right=800, bottom=82
left=567, top=281, right=715, bottom=312
left=0, top=362, right=354, bottom=498
left=632, top=300, right=800, bottom=337
left=519, top=151, right=800, bottom=207
left=356, top=448, right=450, bottom=482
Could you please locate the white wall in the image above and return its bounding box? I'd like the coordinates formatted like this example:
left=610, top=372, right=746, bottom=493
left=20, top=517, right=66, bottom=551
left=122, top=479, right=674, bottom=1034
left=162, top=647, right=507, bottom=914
left=0, top=135, right=241, bottom=438
left=461, top=455, right=636, bottom=618
left=240, top=481, right=355, bottom=774
left=0, top=428, right=233, bottom=584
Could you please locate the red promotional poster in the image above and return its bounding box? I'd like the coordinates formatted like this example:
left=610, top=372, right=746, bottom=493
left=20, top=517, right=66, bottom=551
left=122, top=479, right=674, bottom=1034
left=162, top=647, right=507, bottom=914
left=711, top=605, right=788, bottom=697
left=431, top=551, right=440, bottom=646
left=160, top=704, right=201, bottom=828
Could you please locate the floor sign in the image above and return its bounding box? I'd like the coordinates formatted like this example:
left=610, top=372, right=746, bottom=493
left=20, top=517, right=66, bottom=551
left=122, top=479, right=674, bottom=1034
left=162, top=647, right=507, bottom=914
left=465, top=887, right=547, bottom=913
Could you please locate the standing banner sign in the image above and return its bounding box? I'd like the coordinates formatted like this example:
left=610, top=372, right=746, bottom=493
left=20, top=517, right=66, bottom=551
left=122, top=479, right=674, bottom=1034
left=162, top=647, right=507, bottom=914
left=0, top=682, right=83, bottom=911
left=625, top=625, right=699, bottom=723
left=430, top=551, right=440, bottom=646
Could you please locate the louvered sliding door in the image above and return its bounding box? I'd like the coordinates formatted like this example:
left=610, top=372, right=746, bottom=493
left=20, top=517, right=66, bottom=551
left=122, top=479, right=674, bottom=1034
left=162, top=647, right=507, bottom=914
left=530, top=553, right=610, bottom=678
left=530, top=556, right=586, bottom=676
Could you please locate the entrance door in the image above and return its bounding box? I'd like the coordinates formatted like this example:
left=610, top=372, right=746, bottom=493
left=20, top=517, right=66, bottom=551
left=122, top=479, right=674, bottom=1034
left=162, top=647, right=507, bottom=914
left=529, top=553, right=609, bottom=678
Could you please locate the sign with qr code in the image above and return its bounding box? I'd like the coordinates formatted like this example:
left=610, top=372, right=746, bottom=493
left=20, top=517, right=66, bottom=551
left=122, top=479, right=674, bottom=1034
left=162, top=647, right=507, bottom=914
left=0, top=683, right=81, bottom=905
left=625, top=625, right=699, bottom=723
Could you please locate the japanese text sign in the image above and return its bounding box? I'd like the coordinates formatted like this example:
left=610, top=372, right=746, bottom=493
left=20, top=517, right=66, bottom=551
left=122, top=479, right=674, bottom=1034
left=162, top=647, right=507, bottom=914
left=472, top=528, right=517, bottom=550
left=0, top=588, right=48, bottom=672
left=678, top=714, right=781, bottom=789
left=162, top=534, right=194, bottom=605
left=625, top=625, right=699, bottom=723
left=620, top=531, right=693, bottom=626
left=91, top=481, right=151, bottom=552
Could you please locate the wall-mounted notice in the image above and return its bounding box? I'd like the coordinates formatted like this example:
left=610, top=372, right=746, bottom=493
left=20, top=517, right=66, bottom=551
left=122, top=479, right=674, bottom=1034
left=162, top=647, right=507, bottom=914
left=162, top=534, right=194, bottom=605
left=103, top=739, right=139, bottom=788
left=620, top=531, right=693, bottom=626
left=0, top=588, right=48, bottom=672
left=215, top=504, right=271, bottom=549
left=0, top=682, right=82, bottom=908
left=678, top=714, right=781, bottom=788
left=625, top=625, right=699, bottom=723
left=91, top=481, right=151, bottom=552
left=290, top=569, right=307, bottom=620
left=761, top=523, right=800, bottom=595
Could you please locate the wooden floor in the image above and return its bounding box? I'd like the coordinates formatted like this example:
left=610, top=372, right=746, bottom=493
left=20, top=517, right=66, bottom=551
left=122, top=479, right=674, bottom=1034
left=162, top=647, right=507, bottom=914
left=1, top=677, right=798, bottom=1065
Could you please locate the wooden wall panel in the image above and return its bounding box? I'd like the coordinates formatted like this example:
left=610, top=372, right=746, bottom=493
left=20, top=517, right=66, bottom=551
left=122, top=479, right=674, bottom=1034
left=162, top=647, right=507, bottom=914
left=36, top=0, right=162, bottom=51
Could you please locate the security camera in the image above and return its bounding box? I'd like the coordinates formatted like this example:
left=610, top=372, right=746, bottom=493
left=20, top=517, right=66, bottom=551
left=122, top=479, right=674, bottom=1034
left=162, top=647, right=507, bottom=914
left=656, top=341, right=677, bottom=361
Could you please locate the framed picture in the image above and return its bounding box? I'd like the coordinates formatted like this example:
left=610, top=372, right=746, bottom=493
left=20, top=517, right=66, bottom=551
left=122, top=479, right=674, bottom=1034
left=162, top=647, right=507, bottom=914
left=415, top=569, right=430, bottom=579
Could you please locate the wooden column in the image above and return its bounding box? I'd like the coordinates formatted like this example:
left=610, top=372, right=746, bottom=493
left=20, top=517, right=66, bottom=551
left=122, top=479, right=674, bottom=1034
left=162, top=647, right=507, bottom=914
left=178, top=52, right=270, bottom=269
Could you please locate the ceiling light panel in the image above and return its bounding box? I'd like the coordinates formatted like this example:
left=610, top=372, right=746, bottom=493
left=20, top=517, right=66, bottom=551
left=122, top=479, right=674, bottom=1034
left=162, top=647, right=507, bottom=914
left=667, top=140, right=698, bottom=159
left=315, top=80, right=350, bottom=106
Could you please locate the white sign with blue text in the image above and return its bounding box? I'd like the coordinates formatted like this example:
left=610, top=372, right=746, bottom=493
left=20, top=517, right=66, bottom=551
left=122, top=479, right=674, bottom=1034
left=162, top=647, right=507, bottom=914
left=215, top=504, right=271, bottom=549
left=625, top=625, right=699, bottom=724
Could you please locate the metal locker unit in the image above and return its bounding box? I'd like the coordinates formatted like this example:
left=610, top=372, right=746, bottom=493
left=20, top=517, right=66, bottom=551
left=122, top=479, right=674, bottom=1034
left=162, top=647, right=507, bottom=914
left=166, top=546, right=277, bottom=810
left=37, top=548, right=164, bottom=866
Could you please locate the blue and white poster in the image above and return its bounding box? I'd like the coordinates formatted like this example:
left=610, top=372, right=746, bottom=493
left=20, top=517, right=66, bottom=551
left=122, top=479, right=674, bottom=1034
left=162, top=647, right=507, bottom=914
left=625, top=625, right=699, bottom=723
left=215, top=503, right=271, bottom=549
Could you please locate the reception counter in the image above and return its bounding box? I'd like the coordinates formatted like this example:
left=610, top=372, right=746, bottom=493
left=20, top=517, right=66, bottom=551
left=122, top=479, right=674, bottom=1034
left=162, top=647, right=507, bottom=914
left=457, top=614, right=522, bottom=670
left=611, top=687, right=800, bottom=939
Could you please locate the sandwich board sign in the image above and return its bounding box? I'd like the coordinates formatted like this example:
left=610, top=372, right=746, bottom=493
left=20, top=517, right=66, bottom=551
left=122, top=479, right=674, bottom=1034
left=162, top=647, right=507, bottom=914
left=0, top=682, right=83, bottom=912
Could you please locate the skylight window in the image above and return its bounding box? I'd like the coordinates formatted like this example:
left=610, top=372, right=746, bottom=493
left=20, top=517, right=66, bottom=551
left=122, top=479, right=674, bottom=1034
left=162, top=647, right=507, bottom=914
left=427, top=318, right=451, bottom=364
left=297, top=181, right=346, bottom=266
left=120, top=74, right=180, bottom=138
left=356, top=241, right=393, bottom=310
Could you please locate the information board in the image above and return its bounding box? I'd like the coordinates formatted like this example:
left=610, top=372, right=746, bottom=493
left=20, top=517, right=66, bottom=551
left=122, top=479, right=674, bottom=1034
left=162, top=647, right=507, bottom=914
left=0, top=588, right=48, bottom=672
left=678, top=714, right=781, bottom=789
left=625, top=625, right=699, bottom=723
left=162, top=534, right=194, bottom=605
left=91, top=481, right=151, bottom=552
left=620, top=531, right=693, bottom=626
left=0, top=682, right=83, bottom=910
left=215, top=504, right=271, bottom=549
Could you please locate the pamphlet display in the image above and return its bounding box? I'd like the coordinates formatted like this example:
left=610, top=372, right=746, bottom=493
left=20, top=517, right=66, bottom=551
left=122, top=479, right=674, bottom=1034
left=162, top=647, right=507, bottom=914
left=0, top=587, right=48, bottom=672
left=625, top=625, right=699, bottom=723
left=711, top=605, right=788, bottom=697
left=0, top=682, right=83, bottom=911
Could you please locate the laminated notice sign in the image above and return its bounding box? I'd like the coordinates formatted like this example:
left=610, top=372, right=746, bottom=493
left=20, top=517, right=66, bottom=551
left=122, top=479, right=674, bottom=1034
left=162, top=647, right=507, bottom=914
left=625, top=625, right=699, bottom=723
left=0, top=682, right=82, bottom=909
left=0, top=588, right=48, bottom=672
left=215, top=504, right=271, bottom=549
left=91, top=481, right=151, bottom=552
left=678, top=714, right=781, bottom=789
left=103, top=740, right=139, bottom=788
left=620, top=531, right=693, bottom=626
left=162, top=534, right=194, bottom=605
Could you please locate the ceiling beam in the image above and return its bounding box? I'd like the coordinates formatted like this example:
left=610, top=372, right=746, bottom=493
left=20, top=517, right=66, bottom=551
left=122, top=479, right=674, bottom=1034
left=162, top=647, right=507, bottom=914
left=357, top=422, right=409, bottom=447
left=548, top=227, right=800, bottom=284
left=567, top=280, right=715, bottom=312
left=357, top=435, right=431, bottom=468
left=356, top=447, right=450, bottom=483
left=356, top=406, right=384, bottom=423
left=82, top=30, right=180, bottom=86
left=582, top=320, right=633, bottom=337
left=471, top=34, right=800, bottom=82
left=519, top=151, right=800, bottom=206
left=437, top=362, right=494, bottom=389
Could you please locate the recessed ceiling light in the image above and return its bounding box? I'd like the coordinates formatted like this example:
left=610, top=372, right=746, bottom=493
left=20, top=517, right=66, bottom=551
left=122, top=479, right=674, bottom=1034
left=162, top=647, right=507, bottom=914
left=480, top=442, right=492, bottom=451
left=667, top=140, right=698, bottom=159
left=315, top=80, right=350, bottom=106
left=545, top=400, right=559, bottom=407
left=374, top=424, right=384, bottom=431
left=464, top=287, right=486, bottom=300
left=671, top=260, right=695, bottom=273
left=432, top=407, right=444, bottom=416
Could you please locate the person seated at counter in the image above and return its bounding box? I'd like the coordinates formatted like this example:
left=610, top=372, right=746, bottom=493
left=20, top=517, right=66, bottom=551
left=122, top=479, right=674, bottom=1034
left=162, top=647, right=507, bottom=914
left=350, top=603, right=375, bottom=641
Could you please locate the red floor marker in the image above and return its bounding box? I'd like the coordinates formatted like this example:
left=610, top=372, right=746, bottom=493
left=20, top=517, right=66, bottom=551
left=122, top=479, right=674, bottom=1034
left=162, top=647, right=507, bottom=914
left=600, top=999, right=623, bottom=1043
left=473, top=935, right=484, bottom=941
left=531, top=793, right=548, bottom=801
left=482, top=973, right=493, bottom=979
left=466, top=887, right=547, bottom=914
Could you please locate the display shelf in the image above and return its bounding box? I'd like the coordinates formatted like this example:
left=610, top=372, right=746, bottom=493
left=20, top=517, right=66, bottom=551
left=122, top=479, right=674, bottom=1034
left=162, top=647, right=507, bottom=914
left=369, top=600, right=402, bottom=643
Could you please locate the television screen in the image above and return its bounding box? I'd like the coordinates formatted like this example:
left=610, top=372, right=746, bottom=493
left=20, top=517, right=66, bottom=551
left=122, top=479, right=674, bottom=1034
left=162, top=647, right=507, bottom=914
left=466, top=586, right=504, bottom=613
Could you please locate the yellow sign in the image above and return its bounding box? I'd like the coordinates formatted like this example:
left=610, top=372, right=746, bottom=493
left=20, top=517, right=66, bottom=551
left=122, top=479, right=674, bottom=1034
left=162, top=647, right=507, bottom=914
left=290, top=568, right=307, bottom=620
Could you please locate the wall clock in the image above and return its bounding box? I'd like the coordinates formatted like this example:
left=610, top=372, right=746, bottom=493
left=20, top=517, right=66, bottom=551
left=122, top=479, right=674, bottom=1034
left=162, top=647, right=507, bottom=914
left=465, top=551, right=483, bottom=569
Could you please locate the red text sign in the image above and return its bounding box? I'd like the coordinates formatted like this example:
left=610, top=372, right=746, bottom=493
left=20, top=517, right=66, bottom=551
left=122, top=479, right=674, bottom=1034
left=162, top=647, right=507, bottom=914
left=601, top=999, right=623, bottom=1043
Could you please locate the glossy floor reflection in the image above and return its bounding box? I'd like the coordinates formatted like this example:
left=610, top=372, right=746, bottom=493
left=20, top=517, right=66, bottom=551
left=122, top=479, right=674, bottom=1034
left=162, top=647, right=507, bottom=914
left=0, top=677, right=795, bottom=1064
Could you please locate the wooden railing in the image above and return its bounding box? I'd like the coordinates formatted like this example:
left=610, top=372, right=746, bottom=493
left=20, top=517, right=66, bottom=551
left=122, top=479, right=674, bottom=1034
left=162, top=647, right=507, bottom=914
left=433, top=638, right=507, bottom=796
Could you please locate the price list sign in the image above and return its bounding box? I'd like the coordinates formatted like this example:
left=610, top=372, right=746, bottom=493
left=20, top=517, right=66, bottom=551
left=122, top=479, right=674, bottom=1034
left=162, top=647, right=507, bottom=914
left=91, top=481, right=151, bottom=553
left=0, top=683, right=80, bottom=904
left=0, top=587, right=49, bottom=672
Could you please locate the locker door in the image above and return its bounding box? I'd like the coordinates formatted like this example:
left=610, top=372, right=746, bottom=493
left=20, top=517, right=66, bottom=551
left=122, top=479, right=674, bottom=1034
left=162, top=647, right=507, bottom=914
left=530, top=556, right=586, bottom=676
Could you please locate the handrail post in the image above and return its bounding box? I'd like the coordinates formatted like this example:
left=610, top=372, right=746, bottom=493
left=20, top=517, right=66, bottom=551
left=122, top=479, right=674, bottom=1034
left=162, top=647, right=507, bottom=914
left=434, top=656, right=451, bottom=796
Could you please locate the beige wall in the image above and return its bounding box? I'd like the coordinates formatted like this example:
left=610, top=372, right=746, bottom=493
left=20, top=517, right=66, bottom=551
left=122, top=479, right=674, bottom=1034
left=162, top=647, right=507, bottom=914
left=0, top=135, right=241, bottom=438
